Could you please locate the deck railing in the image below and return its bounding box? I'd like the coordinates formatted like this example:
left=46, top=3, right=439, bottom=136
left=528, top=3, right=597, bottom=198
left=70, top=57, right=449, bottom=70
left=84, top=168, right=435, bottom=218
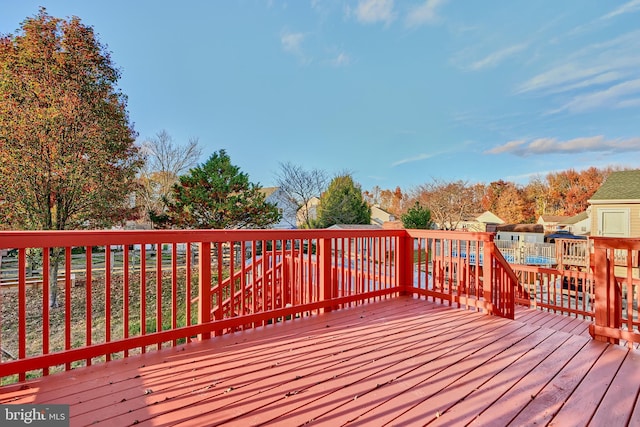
left=403, top=230, right=516, bottom=319
left=590, top=237, right=640, bottom=348
left=511, top=264, right=594, bottom=320
left=0, top=228, right=517, bottom=385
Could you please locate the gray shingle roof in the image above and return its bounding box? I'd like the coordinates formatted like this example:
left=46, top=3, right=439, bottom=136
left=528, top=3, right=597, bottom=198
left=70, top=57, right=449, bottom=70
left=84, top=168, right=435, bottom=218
left=589, top=170, right=640, bottom=201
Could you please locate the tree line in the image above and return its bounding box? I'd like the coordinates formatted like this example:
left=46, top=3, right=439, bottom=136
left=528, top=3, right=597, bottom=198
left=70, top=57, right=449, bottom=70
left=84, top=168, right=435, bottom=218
left=364, top=166, right=618, bottom=228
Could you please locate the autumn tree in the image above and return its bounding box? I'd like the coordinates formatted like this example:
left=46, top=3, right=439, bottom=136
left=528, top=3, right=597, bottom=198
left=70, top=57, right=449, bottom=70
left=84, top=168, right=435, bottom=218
left=138, top=130, right=202, bottom=228
left=482, top=180, right=527, bottom=223
left=545, top=167, right=611, bottom=216
left=314, top=174, right=371, bottom=228
left=523, top=176, right=549, bottom=221
left=166, top=150, right=281, bottom=229
left=274, top=161, right=328, bottom=229
left=0, top=9, right=143, bottom=306
left=411, top=180, right=481, bottom=230
left=364, top=186, right=405, bottom=216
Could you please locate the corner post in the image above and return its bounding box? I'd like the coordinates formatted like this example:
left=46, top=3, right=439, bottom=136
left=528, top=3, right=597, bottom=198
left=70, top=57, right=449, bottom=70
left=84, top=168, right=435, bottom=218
left=591, top=241, right=620, bottom=344
left=397, top=231, right=414, bottom=296
left=482, top=235, right=495, bottom=315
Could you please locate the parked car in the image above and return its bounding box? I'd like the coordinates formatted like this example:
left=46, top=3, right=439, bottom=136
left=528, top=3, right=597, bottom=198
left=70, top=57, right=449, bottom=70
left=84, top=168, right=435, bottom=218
left=544, top=230, right=587, bottom=243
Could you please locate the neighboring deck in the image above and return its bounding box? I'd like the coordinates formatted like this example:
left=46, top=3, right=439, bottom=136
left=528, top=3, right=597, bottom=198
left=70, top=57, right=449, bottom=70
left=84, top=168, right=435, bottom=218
left=2, top=297, right=639, bottom=427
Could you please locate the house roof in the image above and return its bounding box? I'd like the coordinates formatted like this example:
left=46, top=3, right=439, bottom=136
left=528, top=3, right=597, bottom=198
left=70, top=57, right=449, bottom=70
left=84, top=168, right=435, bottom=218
left=589, top=170, right=640, bottom=202
left=259, top=187, right=279, bottom=198
left=496, top=224, right=544, bottom=233
left=462, top=211, right=504, bottom=224
left=327, top=224, right=382, bottom=230
left=560, top=211, right=589, bottom=225
left=538, top=215, right=567, bottom=224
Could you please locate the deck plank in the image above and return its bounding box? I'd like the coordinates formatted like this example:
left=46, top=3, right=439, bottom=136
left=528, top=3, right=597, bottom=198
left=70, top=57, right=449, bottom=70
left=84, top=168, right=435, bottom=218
left=427, top=329, right=571, bottom=426
left=74, top=298, right=442, bottom=425
left=507, top=339, right=609, bottom=426
left=592, top=349, right=640, bottom=426
left=211, top=311, right=506, bottom=426
left=1, top=296, right=639, bottom=427
left=148, top=303, right=473, bottom=426
left=304, top=317, right=529, bottom=426
left=553, top=344, right=628, bottom=426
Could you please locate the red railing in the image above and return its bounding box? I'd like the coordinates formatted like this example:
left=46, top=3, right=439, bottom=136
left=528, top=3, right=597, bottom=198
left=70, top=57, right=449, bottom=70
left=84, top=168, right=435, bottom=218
left=403, top=230, right=516, bottom=319
left=511, top=264, right=594, bottom=320
left=0, top=228, right=518, bottom=385
left=590, top=237, right=640, bottom=348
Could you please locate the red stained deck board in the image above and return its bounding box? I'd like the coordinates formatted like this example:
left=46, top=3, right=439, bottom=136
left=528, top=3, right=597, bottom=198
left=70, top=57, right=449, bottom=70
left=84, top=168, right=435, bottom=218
left=589, top=349, right=640, bottom=426
left=429, top=329, right=573, bottom=426
left=138, top=303, right=478, bottom=426
left=294, top=316, right=529, bottom=426
left=74, top=300, right=445, bottom=425
left=467, top=333, right=590, bottom=427
left=353, top=321, right=543, bottom=426
left=188, top=309, right=503, bottom=426
left=2, top=296, right=640, bottom=427
left=76, top=299, right=455, bottom=425
left=552, top=344, right=628, bottom=426
left=508, top=339, right=609, bottom=426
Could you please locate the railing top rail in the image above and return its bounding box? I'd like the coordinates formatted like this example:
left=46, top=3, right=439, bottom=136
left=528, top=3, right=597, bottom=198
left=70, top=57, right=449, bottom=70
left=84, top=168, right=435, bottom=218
left=591, top=236, right=640, bottom=250
left=0, top=228, right=406, bottom=249
left=405, top=229, right=495, bottom=241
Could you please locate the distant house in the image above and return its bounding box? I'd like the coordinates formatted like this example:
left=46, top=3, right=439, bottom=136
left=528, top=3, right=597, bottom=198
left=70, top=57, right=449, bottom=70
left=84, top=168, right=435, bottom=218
left=559, top=211, right=590, bottom=236
left=537, top=215, right=569, bottom=233
left=457, top=211, right=504, bottom=232
left=296, top=196, right=320, bottom=228
left=588, top=170, right=640, bottom=237
left=260, top=187, right=297, bottom=229
left=327, top=224, right=382, bottom=230
left=495, top=224, right=545, bottom=244
left=370, top=205, right=395, bottom=227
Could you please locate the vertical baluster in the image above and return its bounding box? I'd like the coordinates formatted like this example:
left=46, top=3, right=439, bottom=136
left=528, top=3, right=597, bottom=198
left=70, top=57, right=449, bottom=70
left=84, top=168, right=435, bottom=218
left=123, top=245, right=130, bottom=357
left=42, top=248, right=50, bottom=376
left=105, top=245, right=111, bottom=361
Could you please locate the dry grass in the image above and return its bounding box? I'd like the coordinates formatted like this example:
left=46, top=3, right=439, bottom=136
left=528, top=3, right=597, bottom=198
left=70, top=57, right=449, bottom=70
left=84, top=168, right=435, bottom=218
left=1, top=270, right=200, bottom=384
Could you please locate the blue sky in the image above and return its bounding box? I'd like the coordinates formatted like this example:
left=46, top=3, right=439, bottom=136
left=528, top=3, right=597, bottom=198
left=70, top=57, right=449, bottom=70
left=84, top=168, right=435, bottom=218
left=2, top=1, right=640, bottom=192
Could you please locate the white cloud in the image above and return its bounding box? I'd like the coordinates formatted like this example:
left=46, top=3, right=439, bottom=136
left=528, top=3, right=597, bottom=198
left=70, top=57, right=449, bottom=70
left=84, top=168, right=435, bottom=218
left=617, top=98, right=640, bottom=108
left=551, top=78, right=640, bottom=114
left=405, top=0, right=447, bottom=28
left=516, top=30, right=640, bottom=95
left=353, top=0, right=395, bottom=25
left=468, top=43, right=528, bottom=71
left=602, top=0, right=640, bottom=20
left=392, top=153, right=434, bottom=166
left=330, top=52, right=350, bottom=67
left=543, top=71, right=625, bottom=94
left=487, top=135, right=640, bottom=156
left=280, top=31, right=305, bottom=54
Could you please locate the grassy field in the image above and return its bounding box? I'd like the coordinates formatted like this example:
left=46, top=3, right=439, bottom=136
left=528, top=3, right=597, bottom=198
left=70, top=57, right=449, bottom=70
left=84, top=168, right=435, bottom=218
left=0, top=268, right=201, bottom=385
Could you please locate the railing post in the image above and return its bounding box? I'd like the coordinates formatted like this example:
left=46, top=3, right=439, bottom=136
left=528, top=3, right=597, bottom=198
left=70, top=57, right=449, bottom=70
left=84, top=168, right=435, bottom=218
left=591, top=241, right=620, bottom=344
left=398, top=231, right=414, bottom=296
left=482, top=237, right=494, bottom=315
left=199, top=241, right=212, bottom=340
left=319, top=237, right=333, bottom=312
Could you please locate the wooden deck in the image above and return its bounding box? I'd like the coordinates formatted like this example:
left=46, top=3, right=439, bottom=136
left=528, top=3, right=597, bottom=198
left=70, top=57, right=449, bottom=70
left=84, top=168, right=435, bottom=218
left=2, top=296, right=640, bottom=427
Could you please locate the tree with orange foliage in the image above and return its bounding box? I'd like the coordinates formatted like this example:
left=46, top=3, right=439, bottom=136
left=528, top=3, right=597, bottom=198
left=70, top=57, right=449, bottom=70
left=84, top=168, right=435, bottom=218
left=545, top=167, right=611, bottom=216
left=0, top=9, right=143, bottom=305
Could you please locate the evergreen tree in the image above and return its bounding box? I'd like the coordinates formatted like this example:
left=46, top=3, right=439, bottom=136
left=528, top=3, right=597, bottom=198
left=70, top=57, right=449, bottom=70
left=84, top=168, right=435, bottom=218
left=314, top=175, right=371, bottom=228
left=401, top=202, right=433, bottom=229
left=166, top=150, right=281, bottom=229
